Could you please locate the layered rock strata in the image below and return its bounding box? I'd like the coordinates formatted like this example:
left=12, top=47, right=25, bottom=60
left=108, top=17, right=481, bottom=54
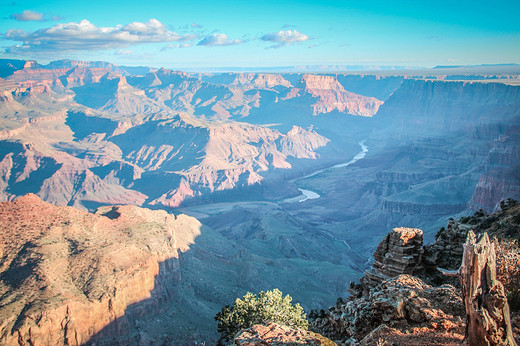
left=362, top=227, right=424, bottom=288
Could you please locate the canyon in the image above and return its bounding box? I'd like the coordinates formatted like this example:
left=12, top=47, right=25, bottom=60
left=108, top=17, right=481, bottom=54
left=0, top=59, right=519, bottom=343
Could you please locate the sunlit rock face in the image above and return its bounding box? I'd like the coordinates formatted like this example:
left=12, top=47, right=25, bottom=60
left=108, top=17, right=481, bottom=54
left=0, top=194, right=200, bottom=345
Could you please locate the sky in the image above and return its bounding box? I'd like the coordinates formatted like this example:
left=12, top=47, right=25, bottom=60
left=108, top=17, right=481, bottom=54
left=1, top=0, right=519, bottom=69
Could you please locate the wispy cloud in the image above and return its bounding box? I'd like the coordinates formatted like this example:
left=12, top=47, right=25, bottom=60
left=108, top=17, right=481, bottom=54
left=10, top=9, right=63, bottom=22
left=3, top=18, right=198, bottom=54
left=197, top=33, right=243, bottom=47
left=11, top=10, right=44, bottom=21
left=260, top=30, right=309, bottom=49
left=161, top=43, right=193, bottom=51
left=114, top=49, right=134, bottom=56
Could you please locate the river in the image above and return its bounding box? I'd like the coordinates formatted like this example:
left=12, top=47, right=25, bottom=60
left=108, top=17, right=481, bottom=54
left=287, top=140, right=368, bottom=203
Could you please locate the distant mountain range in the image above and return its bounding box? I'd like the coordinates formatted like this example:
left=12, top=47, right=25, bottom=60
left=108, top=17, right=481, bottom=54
left=178, top=64, right=426, bottom=73
left=433, top=63, right=520, bottom=69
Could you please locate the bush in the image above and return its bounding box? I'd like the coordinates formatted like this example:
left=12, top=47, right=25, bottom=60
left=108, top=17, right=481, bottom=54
left=214, top=288, right=308, bottom=344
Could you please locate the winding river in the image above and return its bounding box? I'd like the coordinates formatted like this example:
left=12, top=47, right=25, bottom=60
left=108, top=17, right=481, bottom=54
left=287, top=140, right=368, bottom=203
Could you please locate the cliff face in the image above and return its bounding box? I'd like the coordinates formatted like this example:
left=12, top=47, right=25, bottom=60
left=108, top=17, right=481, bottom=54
left=376, top=79, right=520, bottom=135
left=302, top=74, right=383, bottom=116
left=469, top=125, right=520, bottom=211
left=0, top=194, right=201, bottom=345
left=368, top=80, right=520, bottom=216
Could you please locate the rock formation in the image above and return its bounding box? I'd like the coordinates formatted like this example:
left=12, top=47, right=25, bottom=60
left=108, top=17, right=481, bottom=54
left=302, top=74, right=383, bottom=116
left=441, top=231, right=516, bottom=346
left=0, top=194, right=201, bottom=345
left=312, top=202, right=520, bottom=345
left=234, top=322, right=336, bottom=346
left=362, top=227, right=424, bottom=288
left=312, top=275, right=465, bottom=344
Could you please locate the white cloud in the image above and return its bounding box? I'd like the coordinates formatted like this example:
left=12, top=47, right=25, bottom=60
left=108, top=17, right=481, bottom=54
left=3, top=18, right=198, bottom=54
left=11, top=10, right=44, bottom=21
left=114, top=49, right=134, bottom=56
left=161, top=43, right=193, bottom=51
left=260, top=30, right=309, bottom=48
left=197, top=33, right=243, bottom=47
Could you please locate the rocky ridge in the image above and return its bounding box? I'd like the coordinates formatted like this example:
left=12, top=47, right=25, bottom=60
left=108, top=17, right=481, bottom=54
left=0, top=194, right=201, bottom=345
left=311, top=201, right=520, bottom=345
left=234, top=322, right=336, bottom=346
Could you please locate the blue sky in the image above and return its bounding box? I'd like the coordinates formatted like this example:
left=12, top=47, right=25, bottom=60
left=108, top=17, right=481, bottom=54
left=1, top=0, right=519, bottom=69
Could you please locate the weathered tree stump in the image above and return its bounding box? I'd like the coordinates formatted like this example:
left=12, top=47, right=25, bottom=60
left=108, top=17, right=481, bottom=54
left=441, top=231, right=516, bottom=346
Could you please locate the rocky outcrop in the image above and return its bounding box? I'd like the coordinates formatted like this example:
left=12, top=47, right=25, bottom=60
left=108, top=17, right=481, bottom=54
left=234, top=322, right=336, bottom=346
left=312, top=201, right=520, bottom=345
left=311, top=275, right=464, bottom=344
left=362, top=227, right=424, bottom=288
left=420, top=226, right=465, bottom=290
left=446, top=232, right=517, bottom=346
left=0, top=194, right=201, bottom=345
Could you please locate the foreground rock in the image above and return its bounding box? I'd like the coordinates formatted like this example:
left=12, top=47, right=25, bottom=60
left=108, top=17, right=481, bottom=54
left=0, top=194, right=201, bottom=345
left=312, top=275, right=464, bottom=344
left=443, top=231, right=516, bottom=345
left=312, top=201, right=520, bottom=345
left=234, top=322, right=336, bottom=346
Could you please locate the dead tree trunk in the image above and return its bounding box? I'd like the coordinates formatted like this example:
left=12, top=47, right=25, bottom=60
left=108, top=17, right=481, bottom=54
left=457, top=231, right=516, bottom=346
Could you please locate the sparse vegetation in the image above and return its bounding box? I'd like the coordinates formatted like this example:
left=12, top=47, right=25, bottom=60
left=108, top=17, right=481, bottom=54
left=214, top=289, right=308, bottom=344
left=494, top=237, right=520, bottom=311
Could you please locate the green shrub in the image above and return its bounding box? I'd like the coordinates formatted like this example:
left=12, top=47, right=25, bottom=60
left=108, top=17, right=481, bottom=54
left=214, top=288, right=308, bottom=344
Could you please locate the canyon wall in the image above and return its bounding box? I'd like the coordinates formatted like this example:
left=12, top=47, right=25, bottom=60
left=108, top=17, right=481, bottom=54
left=0, top=194, right=201, bottom=345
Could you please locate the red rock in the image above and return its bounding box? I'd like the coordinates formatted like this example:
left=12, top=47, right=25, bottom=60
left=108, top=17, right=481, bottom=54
left=234, top=322, right=336, bottom=345
left=302, top=74, right=383, bottom=116
left=0, top=194, right=201, bottom=345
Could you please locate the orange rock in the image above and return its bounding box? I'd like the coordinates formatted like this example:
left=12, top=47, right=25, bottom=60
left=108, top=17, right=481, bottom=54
left=234, top=322, right=336, bottom=346
left=0, top=194, right=201, bottom=345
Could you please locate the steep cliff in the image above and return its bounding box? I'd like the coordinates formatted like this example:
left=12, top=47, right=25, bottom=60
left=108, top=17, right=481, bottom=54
left=376, top=79, right=520, bottom=135
left=302, top=74, right=383, bottom=116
